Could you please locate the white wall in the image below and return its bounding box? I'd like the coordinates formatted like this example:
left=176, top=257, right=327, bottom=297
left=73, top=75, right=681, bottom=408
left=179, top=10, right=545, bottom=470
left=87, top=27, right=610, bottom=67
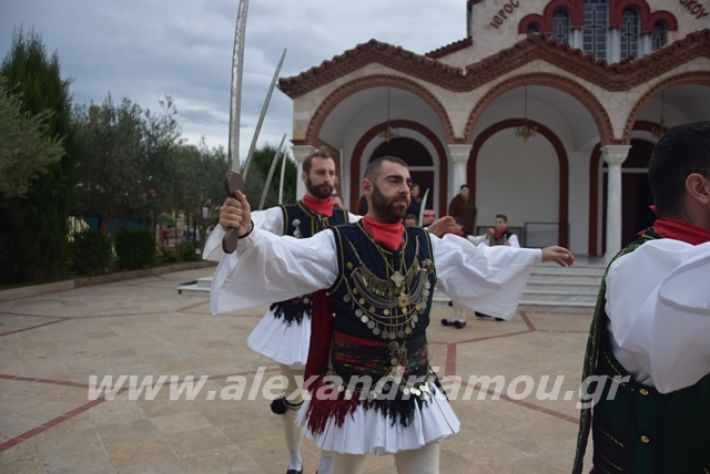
left=476, top=128, right=558, bottom=246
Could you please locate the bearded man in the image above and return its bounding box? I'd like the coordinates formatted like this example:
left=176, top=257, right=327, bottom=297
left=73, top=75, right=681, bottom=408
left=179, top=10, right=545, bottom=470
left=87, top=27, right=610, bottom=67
left=210, top=155, right=574, bottom=474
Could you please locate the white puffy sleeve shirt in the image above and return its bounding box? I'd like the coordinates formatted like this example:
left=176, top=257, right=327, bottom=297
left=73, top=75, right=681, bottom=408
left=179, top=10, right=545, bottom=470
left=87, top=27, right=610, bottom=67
left=605, top=239, right=710, bottom=394
left=208, top=228, right=542, bottom=321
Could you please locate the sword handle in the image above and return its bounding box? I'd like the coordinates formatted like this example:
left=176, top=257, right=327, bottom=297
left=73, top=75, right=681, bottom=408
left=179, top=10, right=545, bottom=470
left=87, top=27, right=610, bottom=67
left=222, top=171, right=245, bottom=254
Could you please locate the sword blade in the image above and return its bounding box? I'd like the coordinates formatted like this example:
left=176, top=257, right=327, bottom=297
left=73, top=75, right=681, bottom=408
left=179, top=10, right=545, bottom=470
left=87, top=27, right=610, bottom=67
left=228, top=0, right=249, bottom=173
left=242, top=47, right=287, bottom=181
left=258, top=133, right=287, bottom=210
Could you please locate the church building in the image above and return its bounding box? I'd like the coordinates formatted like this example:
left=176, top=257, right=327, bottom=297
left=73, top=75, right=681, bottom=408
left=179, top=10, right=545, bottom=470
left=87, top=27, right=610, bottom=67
left=278, top=0, right=710, bottom=257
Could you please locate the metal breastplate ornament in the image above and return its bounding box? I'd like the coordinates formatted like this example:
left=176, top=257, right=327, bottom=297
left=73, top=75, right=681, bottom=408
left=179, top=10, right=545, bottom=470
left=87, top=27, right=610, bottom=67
left=342, top=233, right=434, bottom=340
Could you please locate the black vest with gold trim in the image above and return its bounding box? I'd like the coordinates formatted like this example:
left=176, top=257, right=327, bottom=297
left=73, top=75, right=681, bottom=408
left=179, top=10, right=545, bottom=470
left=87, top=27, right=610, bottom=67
left=573, top=229, right=710, bottom=474
left=302, top=222, right=438, bottom=432
left=269, top=202, right=348, bottom=325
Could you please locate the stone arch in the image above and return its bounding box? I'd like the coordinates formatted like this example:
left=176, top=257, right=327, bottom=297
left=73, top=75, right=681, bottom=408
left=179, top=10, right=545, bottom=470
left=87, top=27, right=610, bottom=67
left=648, top=10, right=678, bottom=31
left=610, top=0, right=653, bottom=32
left=466, top=118, right=569, bottom=247
left=463, top=73, right=614, bottom=145
left=304, top=75, right=455, bottom=145
left=350, top=120, right=449, bottom=217
left=622, top=71, right=710, bottom=142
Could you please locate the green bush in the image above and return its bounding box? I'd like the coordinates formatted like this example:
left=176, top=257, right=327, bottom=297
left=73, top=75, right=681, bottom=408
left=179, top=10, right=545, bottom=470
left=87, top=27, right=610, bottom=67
left=114, top=228, right=156, bottom=269
left=71, top=230, right=112, bottom=275
left=176, top=242, right=199, bottom=262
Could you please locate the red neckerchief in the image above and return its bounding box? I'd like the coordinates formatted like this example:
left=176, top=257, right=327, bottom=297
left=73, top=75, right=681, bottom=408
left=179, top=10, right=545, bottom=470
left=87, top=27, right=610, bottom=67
left=652, top=217, right=710, bottom=245
left=361, top=215, right=404, bottom=251
left=302, top=194, right=333, bottom=217
left=493, top=228, right=507, bottom=240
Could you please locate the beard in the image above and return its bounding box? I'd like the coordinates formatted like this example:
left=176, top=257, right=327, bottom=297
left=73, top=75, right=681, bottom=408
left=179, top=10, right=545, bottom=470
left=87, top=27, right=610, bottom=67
left=305, top=176, right=334, bottom=199
left=371, top=184, right=410, bottom=223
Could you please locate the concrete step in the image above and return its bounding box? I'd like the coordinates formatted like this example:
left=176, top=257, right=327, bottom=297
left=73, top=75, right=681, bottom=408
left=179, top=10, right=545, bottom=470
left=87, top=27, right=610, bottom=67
left=520, top=291, right=597, bottom=305
left=519, top=299, right=596, bottom=309
left=531, top=267, right=605, bottom=277
left=177, top=277, right=211, bottom=297
left=528, top=274, right=603, bottom=285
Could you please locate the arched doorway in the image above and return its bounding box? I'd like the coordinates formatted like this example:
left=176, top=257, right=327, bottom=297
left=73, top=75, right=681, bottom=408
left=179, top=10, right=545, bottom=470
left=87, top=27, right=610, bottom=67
left=467, top=118, right=569, bottom=247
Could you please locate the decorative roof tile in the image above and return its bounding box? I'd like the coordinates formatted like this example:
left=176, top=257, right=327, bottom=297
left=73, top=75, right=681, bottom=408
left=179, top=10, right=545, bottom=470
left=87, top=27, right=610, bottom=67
left=278, top=30, right=710, bottom=98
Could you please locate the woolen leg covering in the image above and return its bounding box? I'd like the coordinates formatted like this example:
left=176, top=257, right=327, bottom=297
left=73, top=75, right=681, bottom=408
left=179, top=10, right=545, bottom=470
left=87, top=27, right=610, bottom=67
left=394, top=442, right=440, bottom=474
left=332, top=452, right=368, bottom=474
left=316, top=450, right=333, bottom=474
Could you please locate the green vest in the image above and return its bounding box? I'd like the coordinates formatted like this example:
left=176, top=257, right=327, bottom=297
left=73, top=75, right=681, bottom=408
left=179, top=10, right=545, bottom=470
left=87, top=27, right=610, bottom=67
left=572, top=229, right=710, bottom=474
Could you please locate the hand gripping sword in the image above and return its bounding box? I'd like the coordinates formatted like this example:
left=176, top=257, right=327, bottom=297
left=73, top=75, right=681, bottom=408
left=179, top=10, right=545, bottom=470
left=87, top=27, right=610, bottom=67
left=222, top=0, right=249, bottom=254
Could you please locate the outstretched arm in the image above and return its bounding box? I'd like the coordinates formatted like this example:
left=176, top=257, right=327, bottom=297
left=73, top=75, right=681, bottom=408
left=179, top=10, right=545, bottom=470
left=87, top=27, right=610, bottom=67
left=432, top=235, right=573, bottom=319
left=209, top=191, right=338, bottom=315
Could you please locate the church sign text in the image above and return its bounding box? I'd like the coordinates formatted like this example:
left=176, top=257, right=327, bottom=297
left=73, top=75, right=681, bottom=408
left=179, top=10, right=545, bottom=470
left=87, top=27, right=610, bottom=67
left=679, top=0, right=708, bottom=19
left=489, top=0, right=521, bottom=30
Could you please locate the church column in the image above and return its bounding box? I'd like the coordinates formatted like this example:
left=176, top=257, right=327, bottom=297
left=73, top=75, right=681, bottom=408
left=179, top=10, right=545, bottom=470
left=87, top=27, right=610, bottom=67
left=292, top=144, right=317, bottom=199
left=447, top=144, right=472, bottom=198
left=609, top=28, right=621, bottom=63
left=602, top=144, right=631, bottom=259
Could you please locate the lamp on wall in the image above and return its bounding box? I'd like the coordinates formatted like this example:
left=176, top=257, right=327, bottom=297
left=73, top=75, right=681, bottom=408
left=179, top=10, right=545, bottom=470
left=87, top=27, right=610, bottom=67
left=381, top=87, right=398, bottom=142
left=515, top=86, right=538, bottom=141
left=651, top=90, right=668, bottom=138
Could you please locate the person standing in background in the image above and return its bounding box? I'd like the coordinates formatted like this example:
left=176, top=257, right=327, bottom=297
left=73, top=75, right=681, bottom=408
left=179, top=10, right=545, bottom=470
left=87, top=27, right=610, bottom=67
left=448, top=184, right=476, bottom=234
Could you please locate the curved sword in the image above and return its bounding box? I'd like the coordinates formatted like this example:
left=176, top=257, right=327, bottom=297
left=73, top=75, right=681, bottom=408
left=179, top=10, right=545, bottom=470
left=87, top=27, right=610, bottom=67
left=242, top=47, right=287, bottom=182
left=222, top=0, right=249, bottom=254
left=258, top=133, right=287, bottom=210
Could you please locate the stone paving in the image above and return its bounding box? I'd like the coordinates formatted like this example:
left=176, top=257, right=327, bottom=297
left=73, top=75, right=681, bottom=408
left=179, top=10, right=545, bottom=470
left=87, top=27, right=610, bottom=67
left=0, top=267, right=595, bottom=473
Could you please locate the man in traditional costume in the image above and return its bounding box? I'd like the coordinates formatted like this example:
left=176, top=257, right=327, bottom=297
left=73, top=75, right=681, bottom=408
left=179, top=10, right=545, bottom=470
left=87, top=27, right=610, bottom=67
left=204, top=150, right=357, bottom=474
left=467, top=214, right=520, bottom=248
left=465, top=214, right=520, bottom=321
left=212, top=156, right=574, bottom=474
left=572, top=121, right=710, bottom=473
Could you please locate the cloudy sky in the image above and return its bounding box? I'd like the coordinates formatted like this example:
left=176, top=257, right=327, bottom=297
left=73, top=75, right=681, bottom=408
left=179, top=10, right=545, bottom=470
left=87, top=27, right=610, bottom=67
left=1, top=0, right=465, bottom=159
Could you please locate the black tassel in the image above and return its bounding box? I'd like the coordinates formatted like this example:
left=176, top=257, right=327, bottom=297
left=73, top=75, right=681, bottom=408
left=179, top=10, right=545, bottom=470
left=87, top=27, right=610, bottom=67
left=270, top=396, right=288, bottom=415
left=270, top=297, right=312, bottom=326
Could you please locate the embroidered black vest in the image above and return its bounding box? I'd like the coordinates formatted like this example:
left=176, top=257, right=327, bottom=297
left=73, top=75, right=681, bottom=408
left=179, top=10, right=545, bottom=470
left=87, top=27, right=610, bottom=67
left=304, top=222, right=438, bottom=433
left=269, top=202, right=348, bottom=325
left=573, top=229, right=710, bottom=474
left=489, top=230, right=512, bottom=246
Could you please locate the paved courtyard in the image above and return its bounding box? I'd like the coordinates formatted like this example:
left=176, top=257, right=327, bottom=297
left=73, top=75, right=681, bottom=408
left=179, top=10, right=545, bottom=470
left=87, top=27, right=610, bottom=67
left=0, top=267, right=595, bottom=473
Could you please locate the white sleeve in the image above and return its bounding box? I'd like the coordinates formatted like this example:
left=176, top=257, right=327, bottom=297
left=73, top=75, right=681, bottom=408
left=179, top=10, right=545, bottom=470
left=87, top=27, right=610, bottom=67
left=651, top=249, right=710, bottom=393
left=606, top=239, right=710, bottom=393
left=508, top=234, right=520, bottom=248
left=202, top=207, right=284, bottom=261
left=431, top=233, right=542, bottom=319
left=209, top=228, right=339, bottom=315
left=605, top=239, right=710, bottom=393
left=348, top=212, right=362, bottom=223
left=466, top=234, right=488, bottom=246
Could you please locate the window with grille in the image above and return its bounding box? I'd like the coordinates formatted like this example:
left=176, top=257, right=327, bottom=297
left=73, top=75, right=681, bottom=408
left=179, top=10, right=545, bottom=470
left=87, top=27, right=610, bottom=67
left=552, top=9, right=570, bottom=44
left=620, top=8, right=640, bottom=59
left=583, top=0, right=608, bottom=60
left=652, top=20, right=668, bottom=50
left=527, top=22, right=541, bottom=36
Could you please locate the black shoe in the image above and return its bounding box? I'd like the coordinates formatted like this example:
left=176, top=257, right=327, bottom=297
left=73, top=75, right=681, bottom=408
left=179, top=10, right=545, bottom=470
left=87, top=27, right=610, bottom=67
left=447, top=300, right=453, bottom=307
left=494, top=317, right=504, bottom=322
left=441, top=318, right=452, bottom=326
left=271, top=397, right=288, bottom=414
left=452, top=320, right=466, bottom=329
left=475, top=311, right=493, bottom=319
left=286, top=470, right=302, bottom=474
